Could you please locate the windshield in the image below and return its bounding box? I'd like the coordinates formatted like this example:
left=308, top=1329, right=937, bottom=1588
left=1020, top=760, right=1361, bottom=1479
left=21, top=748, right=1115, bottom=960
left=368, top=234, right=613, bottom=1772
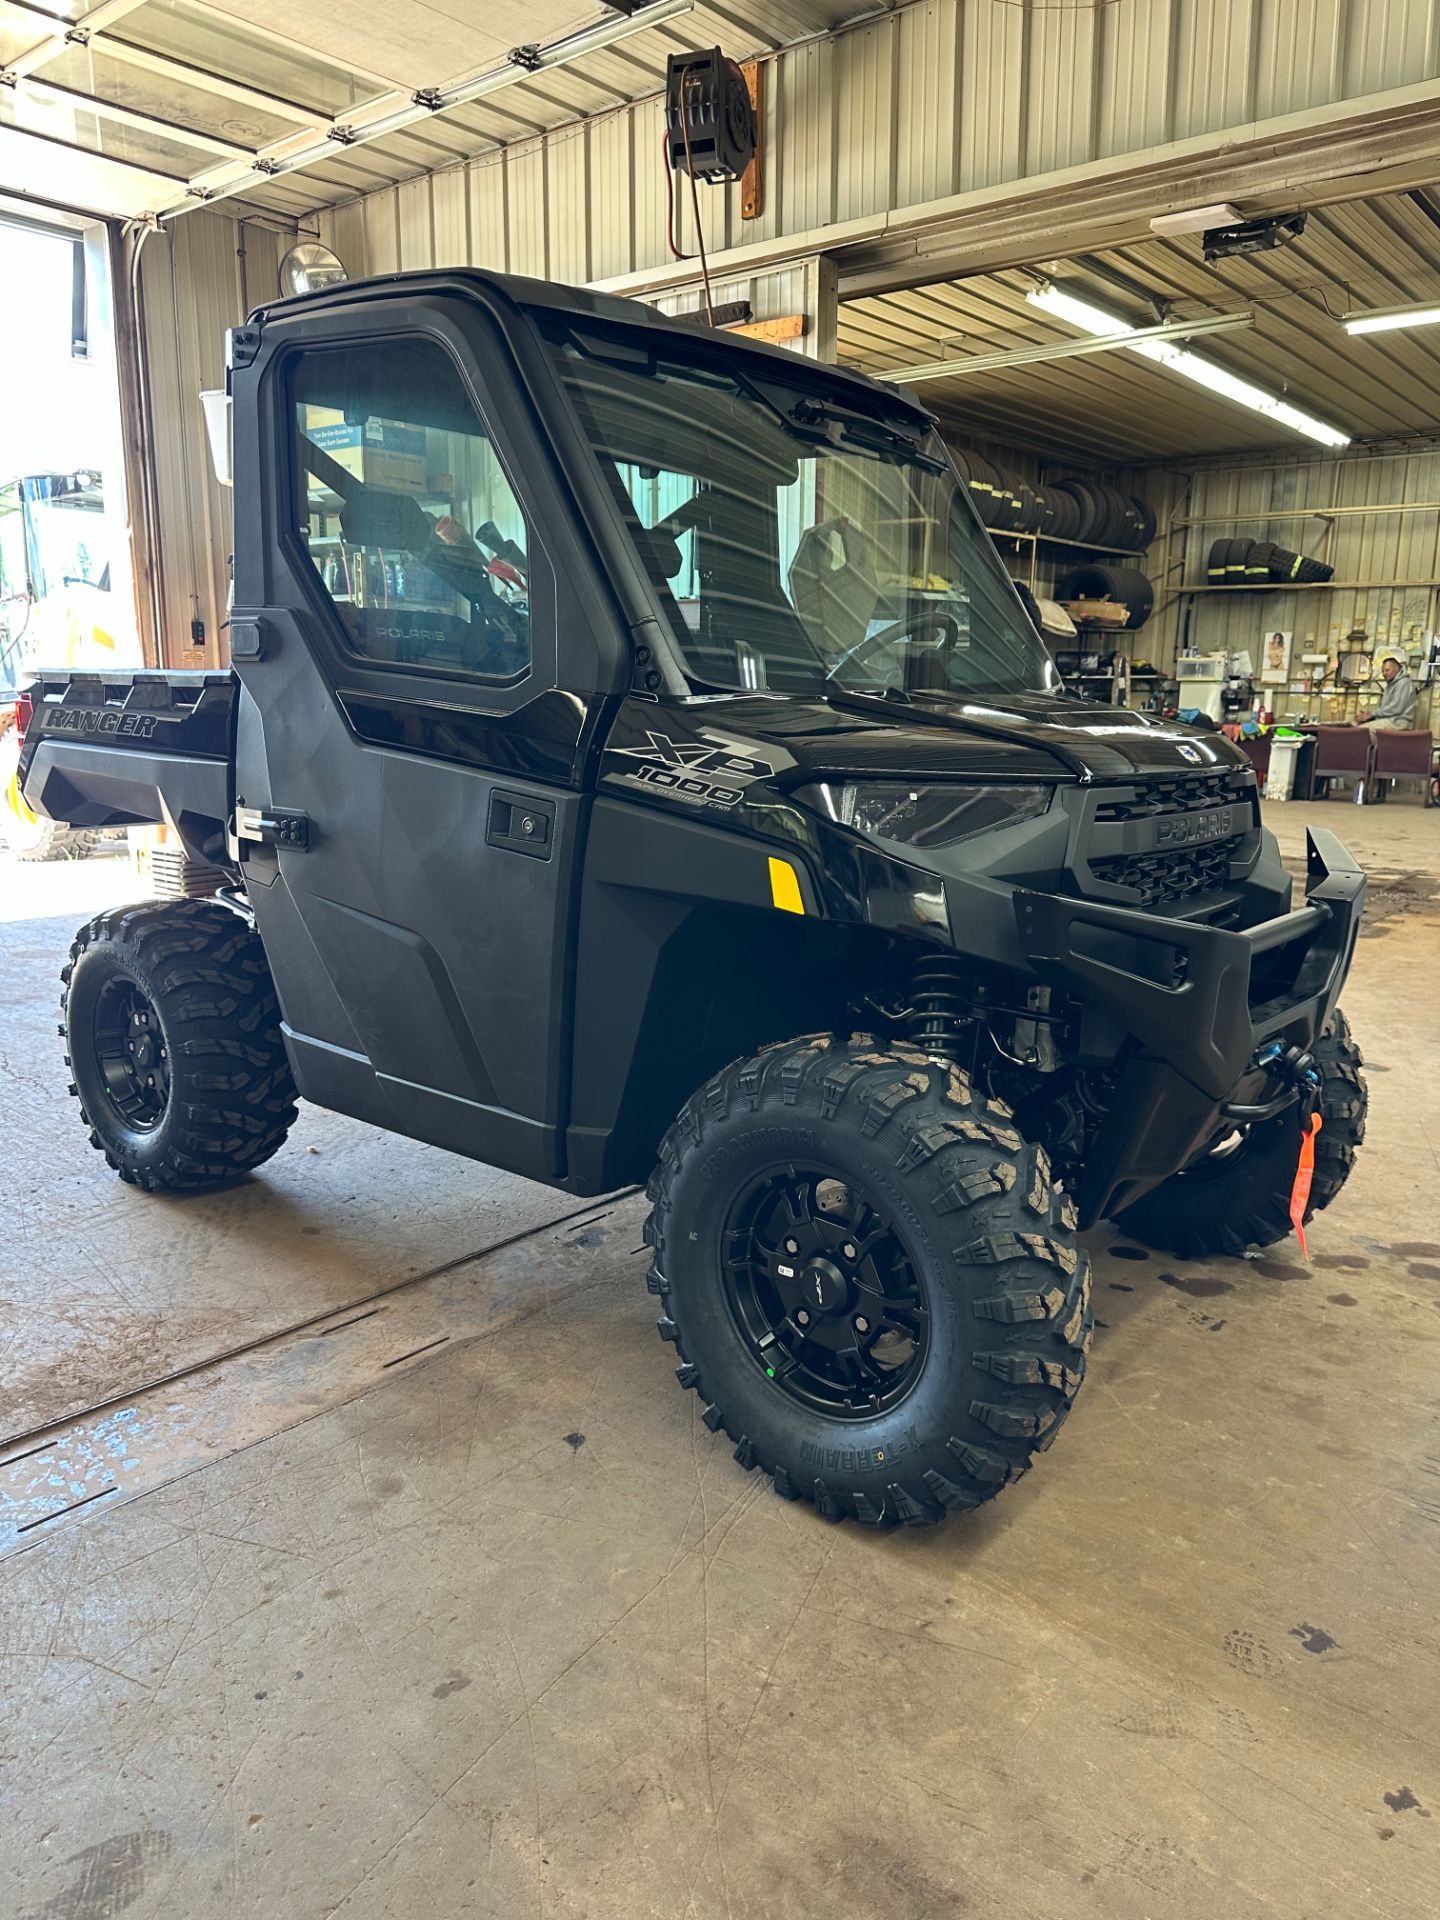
left=20, top=476, right=111, bottom=602
left=539, top=318, right=1059, bottom=701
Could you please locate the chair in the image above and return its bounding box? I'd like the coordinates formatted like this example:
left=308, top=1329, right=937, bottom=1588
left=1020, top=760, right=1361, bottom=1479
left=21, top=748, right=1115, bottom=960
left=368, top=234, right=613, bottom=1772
left=1307, top=727, right=1373, bottom=801
left=1371, top=728, right=1436, bottom=806
left=1235, top=734, right=1271, bottom=786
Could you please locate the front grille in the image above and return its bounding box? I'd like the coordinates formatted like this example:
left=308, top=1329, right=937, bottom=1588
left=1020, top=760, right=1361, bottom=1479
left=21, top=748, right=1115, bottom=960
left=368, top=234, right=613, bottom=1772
left=1093, top=768, right=1252, bottom=822
left=1090, top=837, right=1238, bottom=907
left=1080, top=766, right=1256, bottom=909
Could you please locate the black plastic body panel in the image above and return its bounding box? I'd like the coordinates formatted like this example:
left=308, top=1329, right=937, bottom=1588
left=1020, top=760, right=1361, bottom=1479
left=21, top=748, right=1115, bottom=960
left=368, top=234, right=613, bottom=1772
left=1016, top=827, right=1365, bottom=1222
left=20, top=668, right=236, bottom=772
left=19, top=669, right=237, bottom=865
left=24, top=740, right=228, bottom=834
left=564, top=795, right=874, bottom=1192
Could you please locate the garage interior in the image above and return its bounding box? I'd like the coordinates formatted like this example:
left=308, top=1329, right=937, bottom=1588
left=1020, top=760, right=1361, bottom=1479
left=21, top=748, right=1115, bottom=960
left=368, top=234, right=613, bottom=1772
left=4, top=4, right=1440, bottom=1917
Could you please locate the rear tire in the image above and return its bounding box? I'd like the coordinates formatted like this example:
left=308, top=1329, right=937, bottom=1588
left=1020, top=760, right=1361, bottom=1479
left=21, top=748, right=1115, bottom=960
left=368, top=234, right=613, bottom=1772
left=645, top=1037, right=1092, bottom=1527
left=1112, top=1010, right=1366, bottom=1258
left=63, top=898, right=298, bottom=1191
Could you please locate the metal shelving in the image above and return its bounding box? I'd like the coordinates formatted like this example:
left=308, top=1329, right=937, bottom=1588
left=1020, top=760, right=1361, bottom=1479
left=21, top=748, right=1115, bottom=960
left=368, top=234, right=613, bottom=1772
left=1172, top=500, right=1440, bottom=528
left=1176, top=577, right=1440, bottom=593
left=984, top=528, right=1141, bottom=557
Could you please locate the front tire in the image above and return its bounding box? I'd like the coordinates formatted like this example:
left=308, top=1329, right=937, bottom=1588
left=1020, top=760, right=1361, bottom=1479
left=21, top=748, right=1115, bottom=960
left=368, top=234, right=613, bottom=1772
left=1112, top=1010, right=1367, bottom=1258
left=63, top=899, right=298, bottom=1191
left=645, top=1037, right=1092, bottom=1528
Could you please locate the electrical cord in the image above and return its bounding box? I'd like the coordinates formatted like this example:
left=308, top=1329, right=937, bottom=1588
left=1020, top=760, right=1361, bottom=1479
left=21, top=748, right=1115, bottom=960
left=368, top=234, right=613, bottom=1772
left=663, top=75, right=716, bottom=323
left=679, top=80, right=716, bottom=326
left=662, top=125, right=690, bottom=262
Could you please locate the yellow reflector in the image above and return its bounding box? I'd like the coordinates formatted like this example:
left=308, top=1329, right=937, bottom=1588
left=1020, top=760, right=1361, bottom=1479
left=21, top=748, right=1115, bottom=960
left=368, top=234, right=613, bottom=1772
left=768, top=856, right=804, bottom=915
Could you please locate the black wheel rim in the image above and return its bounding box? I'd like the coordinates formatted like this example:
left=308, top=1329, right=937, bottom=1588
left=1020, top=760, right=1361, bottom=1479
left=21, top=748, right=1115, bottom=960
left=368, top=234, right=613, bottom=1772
left=722, top=1165, right=930, bottom=1418
left=92, top=974, right=171, bottom=1132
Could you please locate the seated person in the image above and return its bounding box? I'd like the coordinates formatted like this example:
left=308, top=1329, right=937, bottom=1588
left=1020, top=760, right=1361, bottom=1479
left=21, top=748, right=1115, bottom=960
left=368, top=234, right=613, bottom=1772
left=1355, top=653, right=1418, bottom=732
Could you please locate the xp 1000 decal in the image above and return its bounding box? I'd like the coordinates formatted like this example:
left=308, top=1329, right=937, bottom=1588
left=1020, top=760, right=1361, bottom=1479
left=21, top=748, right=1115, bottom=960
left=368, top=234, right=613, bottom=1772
left=606, top=730, right=775, bottom=810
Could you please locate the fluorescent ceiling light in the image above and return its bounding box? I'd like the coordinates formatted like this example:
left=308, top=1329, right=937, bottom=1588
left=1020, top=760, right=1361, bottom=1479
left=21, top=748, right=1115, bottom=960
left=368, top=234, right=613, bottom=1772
left=1343, top=302, right=1440, bottom=336
left=1026, top=284, right=1351, bottom=448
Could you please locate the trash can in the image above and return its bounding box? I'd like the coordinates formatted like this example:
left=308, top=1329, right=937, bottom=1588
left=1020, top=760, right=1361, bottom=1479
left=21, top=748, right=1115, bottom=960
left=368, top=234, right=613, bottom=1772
left=1264, top=736, right=1304, bottom=802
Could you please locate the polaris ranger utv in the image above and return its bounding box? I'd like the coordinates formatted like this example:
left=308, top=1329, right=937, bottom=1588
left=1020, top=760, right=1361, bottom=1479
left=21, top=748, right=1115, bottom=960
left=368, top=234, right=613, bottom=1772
left=18, top=268, right=1367, bottom=1529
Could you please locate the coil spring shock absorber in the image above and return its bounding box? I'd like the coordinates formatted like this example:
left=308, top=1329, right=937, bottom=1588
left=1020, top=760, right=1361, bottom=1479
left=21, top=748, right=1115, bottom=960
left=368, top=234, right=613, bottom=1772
left=906, top=954, right=971, bottom=1063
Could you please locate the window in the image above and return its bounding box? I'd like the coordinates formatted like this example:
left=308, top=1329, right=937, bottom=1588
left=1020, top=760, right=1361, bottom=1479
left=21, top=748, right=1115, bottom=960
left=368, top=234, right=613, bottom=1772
left=540, top=319, right=1059, bottom=701
left=293, top=339, right=532, bottom=681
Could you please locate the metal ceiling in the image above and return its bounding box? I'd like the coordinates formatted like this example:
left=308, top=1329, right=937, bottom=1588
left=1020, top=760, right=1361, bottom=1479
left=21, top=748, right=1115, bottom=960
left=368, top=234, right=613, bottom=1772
left=0, top=0, right=866, bottom=221
left=838, top=188, right=1440, bottom=466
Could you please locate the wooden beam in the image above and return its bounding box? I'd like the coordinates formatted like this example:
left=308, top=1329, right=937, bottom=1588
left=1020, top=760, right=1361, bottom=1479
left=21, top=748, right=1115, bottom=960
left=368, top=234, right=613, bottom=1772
left=726, top=312, right=805, bottom=343
left=740, top=60, right=763, bottom=222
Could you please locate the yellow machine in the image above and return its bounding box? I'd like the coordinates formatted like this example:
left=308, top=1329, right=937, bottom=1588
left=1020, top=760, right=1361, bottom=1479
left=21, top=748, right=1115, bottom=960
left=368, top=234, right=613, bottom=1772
left=0, top=469, right=140, bottom=858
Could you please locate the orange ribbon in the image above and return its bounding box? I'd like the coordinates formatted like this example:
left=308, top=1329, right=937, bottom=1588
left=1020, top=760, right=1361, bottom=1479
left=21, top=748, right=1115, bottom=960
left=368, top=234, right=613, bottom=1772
left=1289, top=1110, right=1324, bottom=1261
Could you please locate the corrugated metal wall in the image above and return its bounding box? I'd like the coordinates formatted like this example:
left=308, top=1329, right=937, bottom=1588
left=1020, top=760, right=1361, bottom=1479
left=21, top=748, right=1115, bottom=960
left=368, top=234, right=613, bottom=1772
left=1157, top=444, right=1440, bottom=695
left=138, top=2, right=1440, bottom=667
left=315, top=0, right=1440, bottom=288
left=137, top=211, right=283, bottom=666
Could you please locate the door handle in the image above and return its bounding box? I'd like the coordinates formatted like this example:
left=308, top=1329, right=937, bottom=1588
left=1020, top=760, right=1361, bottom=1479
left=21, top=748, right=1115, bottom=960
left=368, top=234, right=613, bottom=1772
left=486, top=790, right=554, bottom=859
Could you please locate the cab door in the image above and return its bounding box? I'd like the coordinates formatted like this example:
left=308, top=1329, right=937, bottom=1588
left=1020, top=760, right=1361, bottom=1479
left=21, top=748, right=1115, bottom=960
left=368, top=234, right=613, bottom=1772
left=228, top=295, right=623, bottom=1182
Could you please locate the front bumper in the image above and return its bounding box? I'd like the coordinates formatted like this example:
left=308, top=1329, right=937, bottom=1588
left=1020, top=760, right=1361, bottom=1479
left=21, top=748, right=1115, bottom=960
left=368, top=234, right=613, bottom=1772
left=1014, top=827, right=1365, bottom=1224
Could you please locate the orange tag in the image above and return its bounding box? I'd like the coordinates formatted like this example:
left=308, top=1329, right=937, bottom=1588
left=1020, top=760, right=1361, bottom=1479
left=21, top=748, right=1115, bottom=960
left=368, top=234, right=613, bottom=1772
left=1289, top=1111, right=1323, bottom=1261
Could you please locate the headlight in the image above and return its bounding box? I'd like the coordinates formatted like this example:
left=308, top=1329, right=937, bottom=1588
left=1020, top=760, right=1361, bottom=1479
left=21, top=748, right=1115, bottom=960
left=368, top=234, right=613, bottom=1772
left=819, top=781, right=1053, bottom=850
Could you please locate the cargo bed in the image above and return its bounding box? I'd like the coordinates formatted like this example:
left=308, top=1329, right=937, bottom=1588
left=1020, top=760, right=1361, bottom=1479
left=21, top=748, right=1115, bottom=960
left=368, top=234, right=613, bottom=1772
left=19, top=669, right=236, bottom=867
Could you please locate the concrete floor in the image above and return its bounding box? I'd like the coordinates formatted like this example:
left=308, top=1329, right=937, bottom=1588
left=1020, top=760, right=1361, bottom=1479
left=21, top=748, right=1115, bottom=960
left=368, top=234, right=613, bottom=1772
left=2, top=800, right=1438, bottom=1920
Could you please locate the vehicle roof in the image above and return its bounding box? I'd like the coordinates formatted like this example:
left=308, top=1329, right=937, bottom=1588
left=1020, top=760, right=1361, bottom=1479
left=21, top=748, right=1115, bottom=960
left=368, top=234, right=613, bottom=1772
left=253, top=265, right=932, bottom=425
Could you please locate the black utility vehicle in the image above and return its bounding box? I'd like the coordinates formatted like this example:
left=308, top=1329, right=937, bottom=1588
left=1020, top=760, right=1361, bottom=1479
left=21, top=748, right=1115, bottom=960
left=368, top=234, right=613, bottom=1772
left=19, top=269, right=1367, bottom=1528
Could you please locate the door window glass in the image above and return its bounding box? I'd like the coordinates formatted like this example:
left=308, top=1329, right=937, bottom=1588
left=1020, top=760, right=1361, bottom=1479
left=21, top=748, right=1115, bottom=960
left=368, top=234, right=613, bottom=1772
left=292, top=340, right=531, bottom=681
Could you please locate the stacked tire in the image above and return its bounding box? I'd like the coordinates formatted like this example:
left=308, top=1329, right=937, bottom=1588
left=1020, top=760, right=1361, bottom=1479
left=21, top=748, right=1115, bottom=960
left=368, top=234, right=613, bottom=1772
left=1054, top=563, right=1154, bottom=630
left=1205, top=537, right=1332, bottom=586
left=950, top=449, right=1154, bottom=554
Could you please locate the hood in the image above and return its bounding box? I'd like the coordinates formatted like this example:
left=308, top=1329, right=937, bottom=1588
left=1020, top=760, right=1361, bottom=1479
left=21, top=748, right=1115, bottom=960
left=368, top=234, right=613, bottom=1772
left=616, top=690, right=1248, bottom=786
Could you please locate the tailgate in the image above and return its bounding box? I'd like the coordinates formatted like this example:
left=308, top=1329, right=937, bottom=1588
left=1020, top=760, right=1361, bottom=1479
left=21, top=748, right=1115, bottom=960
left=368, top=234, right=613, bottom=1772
left=20, top=668, right=236, bottom=855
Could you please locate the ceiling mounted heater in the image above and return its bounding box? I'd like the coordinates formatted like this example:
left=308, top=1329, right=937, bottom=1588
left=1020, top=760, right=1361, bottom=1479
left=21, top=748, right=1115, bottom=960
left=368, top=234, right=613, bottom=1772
left=665, top=47, right=756, bottom=182
left=1202, top=212, right=1307, bottom=262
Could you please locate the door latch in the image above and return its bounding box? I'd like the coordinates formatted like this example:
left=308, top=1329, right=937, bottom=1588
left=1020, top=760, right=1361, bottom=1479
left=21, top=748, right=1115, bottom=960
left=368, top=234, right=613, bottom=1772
left=236, top=804, right=310, bottom=850
left=486, top=790, right=554, bottom=859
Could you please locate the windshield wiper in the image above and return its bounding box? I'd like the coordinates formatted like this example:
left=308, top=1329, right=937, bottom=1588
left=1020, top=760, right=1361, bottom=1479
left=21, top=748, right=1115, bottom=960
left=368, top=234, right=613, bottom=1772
left=826, top=677, right=913, bottom=706
left=739, top=377, right=943, bottom=467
